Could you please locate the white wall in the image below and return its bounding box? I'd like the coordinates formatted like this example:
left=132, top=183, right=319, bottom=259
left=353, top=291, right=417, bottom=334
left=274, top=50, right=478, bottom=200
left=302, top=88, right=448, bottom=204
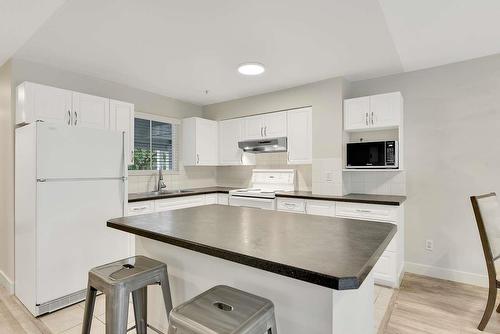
left=204, top=77, right=346, bottom=195
left=0, top=60, right=14, bottom=292
left=348, top=53, right=500, bottom=286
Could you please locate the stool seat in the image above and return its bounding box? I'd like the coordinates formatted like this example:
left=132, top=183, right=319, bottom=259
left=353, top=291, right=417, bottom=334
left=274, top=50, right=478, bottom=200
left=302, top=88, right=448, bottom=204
left=168, top=285, right=276, bottom=334
left=82, top=256, right=172, bottom=334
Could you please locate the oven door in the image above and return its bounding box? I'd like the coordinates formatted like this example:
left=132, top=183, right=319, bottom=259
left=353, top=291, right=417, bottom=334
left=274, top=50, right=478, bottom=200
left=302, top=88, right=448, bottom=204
left=229, top=195, right=276, bottom=210
left=346, top=141, right=386, bottom=168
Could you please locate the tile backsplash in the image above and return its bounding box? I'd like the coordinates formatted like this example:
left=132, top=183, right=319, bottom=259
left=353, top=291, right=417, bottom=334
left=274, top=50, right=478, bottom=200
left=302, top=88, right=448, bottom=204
left=128, top=164, right=217, bottom=193
left=343, top=171, right=406, bottom=196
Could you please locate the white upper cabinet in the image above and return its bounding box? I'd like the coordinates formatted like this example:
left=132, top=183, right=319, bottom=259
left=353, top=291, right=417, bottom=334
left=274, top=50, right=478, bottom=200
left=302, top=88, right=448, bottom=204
left=369, top=92, right=402, bottom=128
left=72, top=92, right=109, bottom=129
left=242, top=112, right=287, bottom=140
left=344, top=92, right=402, bottom=131
left=182, top=117, right=218, bottom=166
left=219, top=119, right=256, bottom=166
left=109, top=100, right=134, bottom=165
left=16, top=82, right=72, bottom=125
left=287, top=107, right=312, bottom=164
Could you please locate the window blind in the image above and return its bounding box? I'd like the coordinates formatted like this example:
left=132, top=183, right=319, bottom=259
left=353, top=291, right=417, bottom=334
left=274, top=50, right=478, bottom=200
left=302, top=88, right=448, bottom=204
left=129, top=116, right=179, bottom=171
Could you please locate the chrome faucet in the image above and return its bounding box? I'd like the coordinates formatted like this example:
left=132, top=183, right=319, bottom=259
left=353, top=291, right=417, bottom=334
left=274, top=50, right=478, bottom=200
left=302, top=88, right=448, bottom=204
left=157, top=168, right=166, bottom=192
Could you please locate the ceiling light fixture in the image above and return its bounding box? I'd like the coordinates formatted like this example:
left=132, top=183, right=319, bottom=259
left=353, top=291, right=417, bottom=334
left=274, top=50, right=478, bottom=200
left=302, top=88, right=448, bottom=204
left=238, top=62, right=265, bottom=76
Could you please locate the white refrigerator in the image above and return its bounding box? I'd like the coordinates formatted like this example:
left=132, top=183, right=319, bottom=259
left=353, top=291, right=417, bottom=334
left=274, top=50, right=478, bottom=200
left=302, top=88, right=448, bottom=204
left=15, top=122, right=133, bottom=316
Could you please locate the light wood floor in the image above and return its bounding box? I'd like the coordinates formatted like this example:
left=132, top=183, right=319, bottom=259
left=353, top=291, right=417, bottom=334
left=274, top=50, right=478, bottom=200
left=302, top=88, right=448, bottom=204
left=1, top=273, right=499, bottom=333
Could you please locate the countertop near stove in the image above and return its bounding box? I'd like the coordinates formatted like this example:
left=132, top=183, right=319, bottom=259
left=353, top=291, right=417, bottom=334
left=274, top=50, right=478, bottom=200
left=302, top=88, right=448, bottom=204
left=128, top=186, right=238, bottom=203
left=108, top=204, right=396, bottom=290
left=275, top=191, right=406, bottom=206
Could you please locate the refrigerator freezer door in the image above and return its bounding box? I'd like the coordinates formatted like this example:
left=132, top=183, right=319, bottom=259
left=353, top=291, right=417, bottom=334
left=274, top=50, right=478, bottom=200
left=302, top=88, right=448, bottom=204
left=36, top=122, right=125, bottom=179
left=36, top=179, right=130, bottom=305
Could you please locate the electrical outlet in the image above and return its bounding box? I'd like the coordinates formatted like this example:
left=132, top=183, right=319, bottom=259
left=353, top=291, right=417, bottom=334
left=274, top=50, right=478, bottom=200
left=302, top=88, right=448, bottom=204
left=425, top=239, right=434, bottom=251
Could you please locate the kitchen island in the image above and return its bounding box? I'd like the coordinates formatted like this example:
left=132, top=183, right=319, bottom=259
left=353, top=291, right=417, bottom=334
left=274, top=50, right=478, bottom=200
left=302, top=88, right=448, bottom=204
left=108, top=204, right=396, bottom=334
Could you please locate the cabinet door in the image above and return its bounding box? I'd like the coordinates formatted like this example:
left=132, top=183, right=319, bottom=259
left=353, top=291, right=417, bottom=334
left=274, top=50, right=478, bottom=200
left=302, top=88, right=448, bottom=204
left=195, top=118, right=218, bottom=165
left=306, top=200, right=336, bottom=217
left=72, top=92, right=109, bottom=129
left=18, top=82, right=72, bottom=125
left=287, top=107, right=312, bottom=164
left=110, top=100, right=134, bottom=165
left=242, top=115, right=264, bottom=140
left=370, top=92, right=402, bottom=128
left=219, top=119, right=243, bottom=165
left=344, top=96, right=370, bottom=131
left=262, top=111, right=287, bottom=138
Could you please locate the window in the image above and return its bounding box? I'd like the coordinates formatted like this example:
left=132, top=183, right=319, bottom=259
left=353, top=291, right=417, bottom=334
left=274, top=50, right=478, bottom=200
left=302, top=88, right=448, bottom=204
left=129, top=113, right=179, bottom=171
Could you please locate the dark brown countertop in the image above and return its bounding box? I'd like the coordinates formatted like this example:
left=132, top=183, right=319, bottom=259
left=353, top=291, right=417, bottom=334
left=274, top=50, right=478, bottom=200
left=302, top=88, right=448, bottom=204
left=128, top=187, right=238, bottom=203
left=275, top=191, right=406, bottom=206
left=108, top=205, right=396, bottom=290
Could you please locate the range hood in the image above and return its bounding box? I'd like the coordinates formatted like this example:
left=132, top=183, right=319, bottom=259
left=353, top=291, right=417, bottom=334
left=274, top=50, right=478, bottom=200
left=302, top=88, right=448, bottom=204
left=238, top=137, right=287, bottom=153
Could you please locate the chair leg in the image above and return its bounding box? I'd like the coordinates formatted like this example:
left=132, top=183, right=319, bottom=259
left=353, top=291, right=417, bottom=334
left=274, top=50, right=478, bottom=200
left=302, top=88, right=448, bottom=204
left=478, top=285, right=497, bottom=331
left=81, top=285, right=97, bottom=334
left=132, top=287, right=148, bottom=334
left=105, top=289, right=130, bottom=334
left=497, top=301, right=500, bottom=313
left=159, top=269, right=173, bottom=315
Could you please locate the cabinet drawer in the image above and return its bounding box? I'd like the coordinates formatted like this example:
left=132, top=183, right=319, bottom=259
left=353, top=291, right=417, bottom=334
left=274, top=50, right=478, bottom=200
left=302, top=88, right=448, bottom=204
left=335, top=202, right=397, bottom=222
left=277, top=198, right=306, bottom=213
left=128, top=201, right=154, bottom=216
left=154, top=195, right=205, bottom=212
left=217, top=193, right=229, bottom=205
left=205, top=194, right=217, bottom=205
left=373, top=250, right=397, bottom=287
left=305, top=200, right=336, bottom=217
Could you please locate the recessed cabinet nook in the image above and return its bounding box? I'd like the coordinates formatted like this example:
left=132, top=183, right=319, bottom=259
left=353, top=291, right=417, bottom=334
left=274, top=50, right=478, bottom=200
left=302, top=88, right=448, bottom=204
left=182, top=106, right=312, bottom=166
left=16, top=81, right=135, bottom=165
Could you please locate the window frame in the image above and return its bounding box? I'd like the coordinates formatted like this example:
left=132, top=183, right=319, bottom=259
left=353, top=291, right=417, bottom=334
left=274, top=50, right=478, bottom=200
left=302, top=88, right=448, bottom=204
left=128, top=112, right=180, bottom=175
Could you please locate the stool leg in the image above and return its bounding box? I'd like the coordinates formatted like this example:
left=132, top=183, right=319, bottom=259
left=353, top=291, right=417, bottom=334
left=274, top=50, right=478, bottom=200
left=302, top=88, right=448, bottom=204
left=81, top=285, right=97, bottom=334
left=268, top=316, right=278, bottom=334
left=105, top=289, right=130, bottom=334
left=132, top=287, right=148, bottom=334
left=159, top=269, right=173, bottom=315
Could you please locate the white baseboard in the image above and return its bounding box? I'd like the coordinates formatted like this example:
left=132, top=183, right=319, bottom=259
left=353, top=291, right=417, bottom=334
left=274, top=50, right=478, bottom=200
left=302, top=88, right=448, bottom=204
left=0, top=270, right=14, bottom=294
left=405, top=261, right=488, bottom=288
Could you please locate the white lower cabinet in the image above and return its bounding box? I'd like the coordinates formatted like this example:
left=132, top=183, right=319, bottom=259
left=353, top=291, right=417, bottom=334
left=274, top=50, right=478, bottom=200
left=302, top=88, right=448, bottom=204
left=305, top=200, right=336, bottom=217
left=335, top=201, right=403, bottom=288
left=277, top=198, right=306, bottom=213
left=217, top=193, right=229, bottom=205
left=204, top=194, right=217, bottom=205
left=154, top=195, right=206, bottom=212
left=128, top=201, right=154, bottom=216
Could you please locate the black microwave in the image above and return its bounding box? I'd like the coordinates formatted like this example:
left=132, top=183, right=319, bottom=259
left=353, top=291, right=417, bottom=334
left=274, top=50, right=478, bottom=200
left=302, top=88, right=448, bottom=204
left=346, top=141, right=398, bottom=169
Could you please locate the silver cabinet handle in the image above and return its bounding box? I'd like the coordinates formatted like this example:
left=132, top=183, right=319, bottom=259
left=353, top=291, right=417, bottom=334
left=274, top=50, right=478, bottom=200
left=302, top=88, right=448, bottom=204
left=196, top=154, right=200, bottom=164
left=260, top=126, right=263, bottom=137
left=371, top=112, right=374, bottom=125
left=74, top=111, right=78, bottom=126
left=365, top=113, right=368, bottom=126
left=356, top=209, right=372, bottom=213
left=284, top=203, right=296, bottom=207
left=67, top=110, right=71, bottom=125
left=132, top=206, right=148, bottom=211
left=264, top=126, right=267, bottom=137
left=240, top=153, right=243, bottom=164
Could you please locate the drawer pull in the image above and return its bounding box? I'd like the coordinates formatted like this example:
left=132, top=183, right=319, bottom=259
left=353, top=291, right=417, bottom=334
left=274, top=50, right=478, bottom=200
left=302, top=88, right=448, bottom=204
left=356, top=209, right=372, bottom=213
left=132, top=206, right=148, bottom=211
left=284, top=203, right=297, bottom=207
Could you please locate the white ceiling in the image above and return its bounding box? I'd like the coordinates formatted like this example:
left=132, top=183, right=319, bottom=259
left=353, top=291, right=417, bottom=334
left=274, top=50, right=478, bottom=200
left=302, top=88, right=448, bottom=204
left=0, top=0, right=66, bottom=67
left=9, top=0, right=500, bottom=105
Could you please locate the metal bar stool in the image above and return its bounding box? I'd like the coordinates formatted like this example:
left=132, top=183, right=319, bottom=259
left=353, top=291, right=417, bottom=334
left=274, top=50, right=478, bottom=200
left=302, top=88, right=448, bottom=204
left=168, top=285, right=277, bottom=334
left=82, top=256, right=173, bottom=334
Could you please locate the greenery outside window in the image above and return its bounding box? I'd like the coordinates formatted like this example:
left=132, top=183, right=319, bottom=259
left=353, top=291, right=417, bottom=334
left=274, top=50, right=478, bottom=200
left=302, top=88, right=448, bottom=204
left=129, top=113, right=179, bottom=171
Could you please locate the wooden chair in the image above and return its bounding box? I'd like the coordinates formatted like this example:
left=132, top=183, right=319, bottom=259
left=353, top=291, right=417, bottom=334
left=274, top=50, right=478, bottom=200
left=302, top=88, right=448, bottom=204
left=471, top=192, right=500, bottom=331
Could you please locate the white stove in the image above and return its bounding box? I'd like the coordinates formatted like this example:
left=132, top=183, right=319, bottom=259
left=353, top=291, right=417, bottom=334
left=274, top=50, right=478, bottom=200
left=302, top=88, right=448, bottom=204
left=229, top=169, right=296, bottom=210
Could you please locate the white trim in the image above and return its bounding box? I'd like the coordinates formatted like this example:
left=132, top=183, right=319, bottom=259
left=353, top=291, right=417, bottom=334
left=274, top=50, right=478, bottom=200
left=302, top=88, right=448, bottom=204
left=135, top=112, right=181, bottom=125
left=0, top=270, right=14, bottom=294
left=405, top=261, right=488, bottom=288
